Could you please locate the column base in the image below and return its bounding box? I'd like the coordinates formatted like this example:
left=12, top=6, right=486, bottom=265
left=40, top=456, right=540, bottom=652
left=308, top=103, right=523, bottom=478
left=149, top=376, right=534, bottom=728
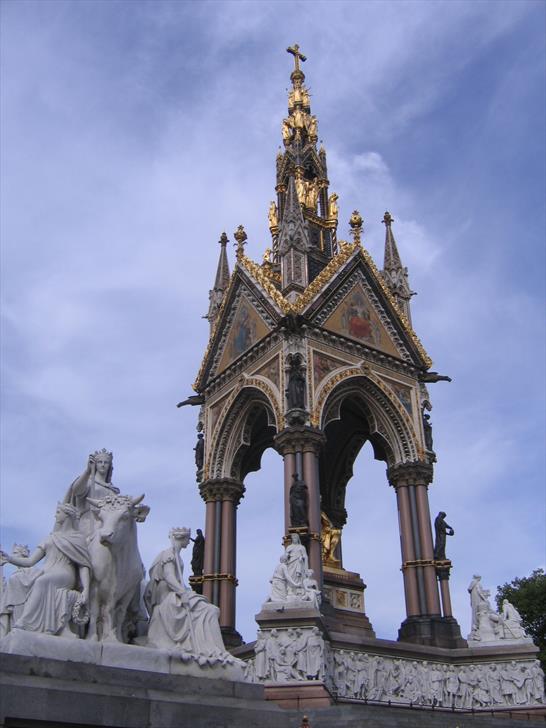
left=398, top=615, right=467, bottom=649
left=221, top=626, right=244, bottom=648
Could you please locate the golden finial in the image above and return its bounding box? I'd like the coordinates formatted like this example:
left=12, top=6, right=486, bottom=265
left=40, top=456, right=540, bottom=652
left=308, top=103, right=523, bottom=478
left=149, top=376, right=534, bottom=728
left=234, top=225, right=247, bottom=260
left=287, top=44, right=307, bottom=74
left=349, top=210, right=363, bottom=244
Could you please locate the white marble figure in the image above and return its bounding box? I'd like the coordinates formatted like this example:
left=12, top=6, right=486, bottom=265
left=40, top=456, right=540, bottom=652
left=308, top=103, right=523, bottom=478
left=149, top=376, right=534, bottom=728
left=87, top=493, right=149, bottom=642
left=468, top=575, right=501, bottom=641
left=0, top=504, right=91, bottom=637
left=501, top=599, right=529, bottom=640
left=64, top=450, right=120, bottom=537
left=0, top=545, right=37, bottom=638
left=468, top=575, right=532, bottom=644
left=145, top=527, right=236, bottom=665
left=264, top=534, right=320, bottom=608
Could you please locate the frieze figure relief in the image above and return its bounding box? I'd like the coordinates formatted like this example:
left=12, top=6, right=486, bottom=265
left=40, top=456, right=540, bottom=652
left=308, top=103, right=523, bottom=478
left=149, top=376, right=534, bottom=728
left=248, top=626, right=325, bottom=683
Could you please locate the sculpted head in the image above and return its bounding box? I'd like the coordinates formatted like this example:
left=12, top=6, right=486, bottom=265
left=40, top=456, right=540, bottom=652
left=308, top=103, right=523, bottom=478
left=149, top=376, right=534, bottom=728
left=55, top=502, right=79, bottom=528
left=290, top=533, right=301, bottom=545
left=93, top=448, right=113, bottom=481
left=12, top=544, right=30, bottom=558
left=170, top=527, right=191, bottom=548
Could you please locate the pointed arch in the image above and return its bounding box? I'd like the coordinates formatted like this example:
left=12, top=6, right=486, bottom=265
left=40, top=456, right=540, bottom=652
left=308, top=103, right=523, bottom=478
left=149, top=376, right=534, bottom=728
left=208, top=380, right=280, bottom=482
left=316, top=368, right=421, bottom=526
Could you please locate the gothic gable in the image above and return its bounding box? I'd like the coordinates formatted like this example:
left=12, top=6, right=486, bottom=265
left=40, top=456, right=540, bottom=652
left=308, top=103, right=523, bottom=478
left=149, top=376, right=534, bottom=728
left=321, top=281, right=402, bottom=358
left=304, top=250, right=430, bottom=368
left=195, top=267, right=283, bottom=389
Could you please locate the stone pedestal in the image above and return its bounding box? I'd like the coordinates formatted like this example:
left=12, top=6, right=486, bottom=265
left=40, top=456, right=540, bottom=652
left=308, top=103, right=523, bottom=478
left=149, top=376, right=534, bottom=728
left=398, top=615, right=467, bottom=649
left=321, top=565, right=375, bottom=638
left=264, top=681, right=333, bottom=709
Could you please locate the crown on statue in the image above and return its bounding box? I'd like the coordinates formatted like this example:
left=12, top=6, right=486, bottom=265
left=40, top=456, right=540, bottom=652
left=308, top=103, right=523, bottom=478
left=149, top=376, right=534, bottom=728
left=93, top=448, right=113, bottom=461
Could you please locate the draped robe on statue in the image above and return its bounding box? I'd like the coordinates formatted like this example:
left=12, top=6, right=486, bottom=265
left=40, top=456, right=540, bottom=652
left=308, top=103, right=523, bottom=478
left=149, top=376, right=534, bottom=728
left=145, top=547, right=226, bottom=659
left=14, top=532, right=91, bottom=635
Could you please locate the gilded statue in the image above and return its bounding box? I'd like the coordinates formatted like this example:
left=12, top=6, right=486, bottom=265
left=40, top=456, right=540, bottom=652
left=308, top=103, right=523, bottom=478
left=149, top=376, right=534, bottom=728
left=328, top=193, right=339, bottom=221
left=268, top=201, right=278, bottom=228
left=305, top=179, right=319, bottom=210
left=282, top=118, right=292, bottom=144
left=307, top=115, right=318, bottom=139
left=295, top=175, right=306, bottom=205
left=321, top=511, right=341, bottom=566
left=292, top=107, right=305, bottom=130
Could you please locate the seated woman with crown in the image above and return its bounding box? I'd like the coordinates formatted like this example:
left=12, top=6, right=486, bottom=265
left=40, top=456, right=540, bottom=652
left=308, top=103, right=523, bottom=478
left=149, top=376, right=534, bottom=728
left=0, top=503, right=91, bottom=637
left=145, top=527, right=235, bottom=664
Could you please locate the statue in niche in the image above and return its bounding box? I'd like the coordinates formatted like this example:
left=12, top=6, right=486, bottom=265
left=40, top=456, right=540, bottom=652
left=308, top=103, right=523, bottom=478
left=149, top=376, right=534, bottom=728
left=305, top=178, right=319, bottom=210
left=433, top=511, right=454, bottom=561
left=286, top=353, right=306, bottom=410
left=295, top=175, right=307, bottom=205
left=422, top=412, right=434, bottom=452
left=289, top=473, right=308, bottom=527
left=0, top=503, right=91, bottom=637
left=64, top=449, right=119, bottom=537
left=145, top=527, right=238, bottom=664
left=0, top=545, right=37, bottom=638
left=190, top=529, right=205, bottom=578
left=194, top=433, right=204, bottom=472
left=321, top=511, right=341, bottom=566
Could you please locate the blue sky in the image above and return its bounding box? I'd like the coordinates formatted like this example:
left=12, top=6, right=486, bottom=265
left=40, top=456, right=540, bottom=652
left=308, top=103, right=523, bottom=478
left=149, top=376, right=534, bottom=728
left=1, top=0, right=544, bottom=644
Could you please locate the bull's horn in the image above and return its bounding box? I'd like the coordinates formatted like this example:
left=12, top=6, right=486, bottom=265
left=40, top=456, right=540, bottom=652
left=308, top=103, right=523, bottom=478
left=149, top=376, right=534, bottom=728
left=87, top=497, right=101, bottom=508
left=131, top=494, right=145, bottom=505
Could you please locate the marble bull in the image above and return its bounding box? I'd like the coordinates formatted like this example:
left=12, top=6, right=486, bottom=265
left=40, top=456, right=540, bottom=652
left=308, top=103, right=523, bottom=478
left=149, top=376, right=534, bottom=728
left=87, top=494, right=149, bottom=642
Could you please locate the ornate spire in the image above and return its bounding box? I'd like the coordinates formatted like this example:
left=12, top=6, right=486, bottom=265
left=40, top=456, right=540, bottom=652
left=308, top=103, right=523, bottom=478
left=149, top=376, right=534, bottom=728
left=271, top=46, right=336, bottom=283
left=205, top=232, right=230, bottom=332
left=381, top=212, right=414, bottom=324
left=277, top=176, right=310, bottom=301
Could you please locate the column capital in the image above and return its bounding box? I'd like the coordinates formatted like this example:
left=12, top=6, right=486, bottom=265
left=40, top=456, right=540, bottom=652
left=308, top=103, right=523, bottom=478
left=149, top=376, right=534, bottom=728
left=387, top=461, right=433, bottom=488
left=199, top=478, right=245, bottom=505
left=274, top=425, right=326, bottom=456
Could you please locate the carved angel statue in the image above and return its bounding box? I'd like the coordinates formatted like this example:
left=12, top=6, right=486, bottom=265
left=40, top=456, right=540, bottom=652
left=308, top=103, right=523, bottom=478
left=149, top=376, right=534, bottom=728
left=0, top=504, right=91, bottom=638
left=282, top=118, right=292, bottom=144
left=307, top=115, right=318, bottom=139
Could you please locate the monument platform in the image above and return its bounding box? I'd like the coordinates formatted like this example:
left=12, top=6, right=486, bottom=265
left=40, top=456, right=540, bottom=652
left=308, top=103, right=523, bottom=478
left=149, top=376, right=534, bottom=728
left=2, top=652, right=545, bottom=728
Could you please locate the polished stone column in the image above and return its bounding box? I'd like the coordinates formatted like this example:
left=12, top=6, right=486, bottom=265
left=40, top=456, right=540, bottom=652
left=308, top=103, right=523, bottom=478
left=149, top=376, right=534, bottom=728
left=199, top=478, right=244, bottom=643
left=394, top=483, right=420, bottom=617
left=388, top=462, right=466, bottom=648
left=274, top=426, right=326, bottom=587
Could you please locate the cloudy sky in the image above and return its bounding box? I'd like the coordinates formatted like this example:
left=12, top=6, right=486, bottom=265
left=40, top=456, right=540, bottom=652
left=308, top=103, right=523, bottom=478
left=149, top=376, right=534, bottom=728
left=1, top=0, right=544, bottom=644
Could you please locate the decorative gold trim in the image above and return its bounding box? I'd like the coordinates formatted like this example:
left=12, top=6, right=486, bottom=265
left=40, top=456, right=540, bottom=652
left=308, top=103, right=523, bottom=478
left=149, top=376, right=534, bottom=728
left=358, top=247, right=432, bottom=368
left=194, top=240, right=432, bottom=391
left=202, top=572, right=238, bottom=585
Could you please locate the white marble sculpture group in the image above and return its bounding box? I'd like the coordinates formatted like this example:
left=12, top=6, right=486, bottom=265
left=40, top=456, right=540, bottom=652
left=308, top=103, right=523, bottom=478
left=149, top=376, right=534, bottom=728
left=0, top=450, right=239, bottom=672
left=263, top=533, right=321, bottom=609
left=467, top=575, right=531, bottom=644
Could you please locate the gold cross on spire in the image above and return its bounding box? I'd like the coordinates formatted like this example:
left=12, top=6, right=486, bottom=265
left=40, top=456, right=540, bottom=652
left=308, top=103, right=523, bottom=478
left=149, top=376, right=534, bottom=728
left=287, top=44, right=307, bottom=73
